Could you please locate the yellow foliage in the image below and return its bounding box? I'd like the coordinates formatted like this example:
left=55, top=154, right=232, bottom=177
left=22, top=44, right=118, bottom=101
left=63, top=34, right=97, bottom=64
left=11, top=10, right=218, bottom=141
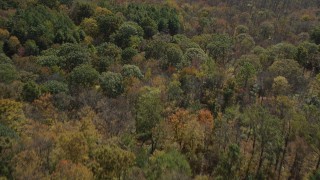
left=55, top=131, right=89, bottom=163
left=181, top=118, right=205, bottom=152
left=0, top=99, right=25, bottom=132
left=76, top=107, right=101, bottom=149
left=168, top=109, right=205, bottom=151
left=93, top=145, right=135, bottom=179
left=11, top=150, right=47, bottom=179
left=52, top=160, right=93, bottom=180
left=195, top=175, right=210, bottom=180
left=272, top=76, right=290, bottom=96
left=32, top=94, right=59, bottom=124
left=181, top=66, right=199, bottom=76
left=308, top=74, right=320, bottom=98
left=8, top=36, right=20, bottom=49
left=165, top=0, right=180, bottom=10
left=83, top=36, right=94, bottom=45
left=151, top=75, right=167, bottom=90
left=50, top=107, right=100, bottom=165
left=144, top=68, right=152, bottom=81
left=0, top=28, right=10, bottom=40
left=94, top=7, right=112, bottom=17
left=80, top=18, right=99, bottom=37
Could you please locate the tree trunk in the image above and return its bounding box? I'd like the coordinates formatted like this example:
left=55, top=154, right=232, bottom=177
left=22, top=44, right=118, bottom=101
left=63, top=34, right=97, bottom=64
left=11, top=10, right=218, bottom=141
left=151, top=139, right=156, bottom=154
left=256, top=144, right=265, bottom=178
left=245, top=135, right=256, bottom=178
left=289, top=151, right=303, bottom=180
left=316, top=154, right=320, bottom=170
left=277, top=135, right=289, bottom=180
left=274, top=154, right=279, bottom=172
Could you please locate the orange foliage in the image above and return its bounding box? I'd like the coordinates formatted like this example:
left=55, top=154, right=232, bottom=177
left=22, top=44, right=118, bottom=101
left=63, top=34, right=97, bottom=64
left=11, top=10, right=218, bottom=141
left=39, top=67, right=52, bottom=76
left=151, top=75, right=167, bottom=90
left=169, top=109, right=188, bottom=125
left=167, top=65, right=177, bottom=74
left=197, top=109, right=214, bottom=130
left=32, top=94, right=59, bottom=124
left=181, top=66, right=198, bottom=76
left=168, top=109, right=193, bottom=141
left=167, top=109, right=205, bottom=152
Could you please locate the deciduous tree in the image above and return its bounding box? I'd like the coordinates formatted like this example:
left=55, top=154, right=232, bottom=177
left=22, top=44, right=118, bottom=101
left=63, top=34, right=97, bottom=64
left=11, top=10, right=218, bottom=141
left=135, top=87, right=163, bottom=142
left=68, top=64, right=99, bottom=89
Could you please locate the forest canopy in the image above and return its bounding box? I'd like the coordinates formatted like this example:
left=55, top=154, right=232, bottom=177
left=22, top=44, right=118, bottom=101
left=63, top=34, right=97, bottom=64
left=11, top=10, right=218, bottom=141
left=0, top=0, right=320, bottom=179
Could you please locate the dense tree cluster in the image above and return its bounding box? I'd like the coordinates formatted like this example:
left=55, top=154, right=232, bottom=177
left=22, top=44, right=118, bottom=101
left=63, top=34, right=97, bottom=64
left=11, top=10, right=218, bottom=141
left=0, top=0, right=320, bottom=179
